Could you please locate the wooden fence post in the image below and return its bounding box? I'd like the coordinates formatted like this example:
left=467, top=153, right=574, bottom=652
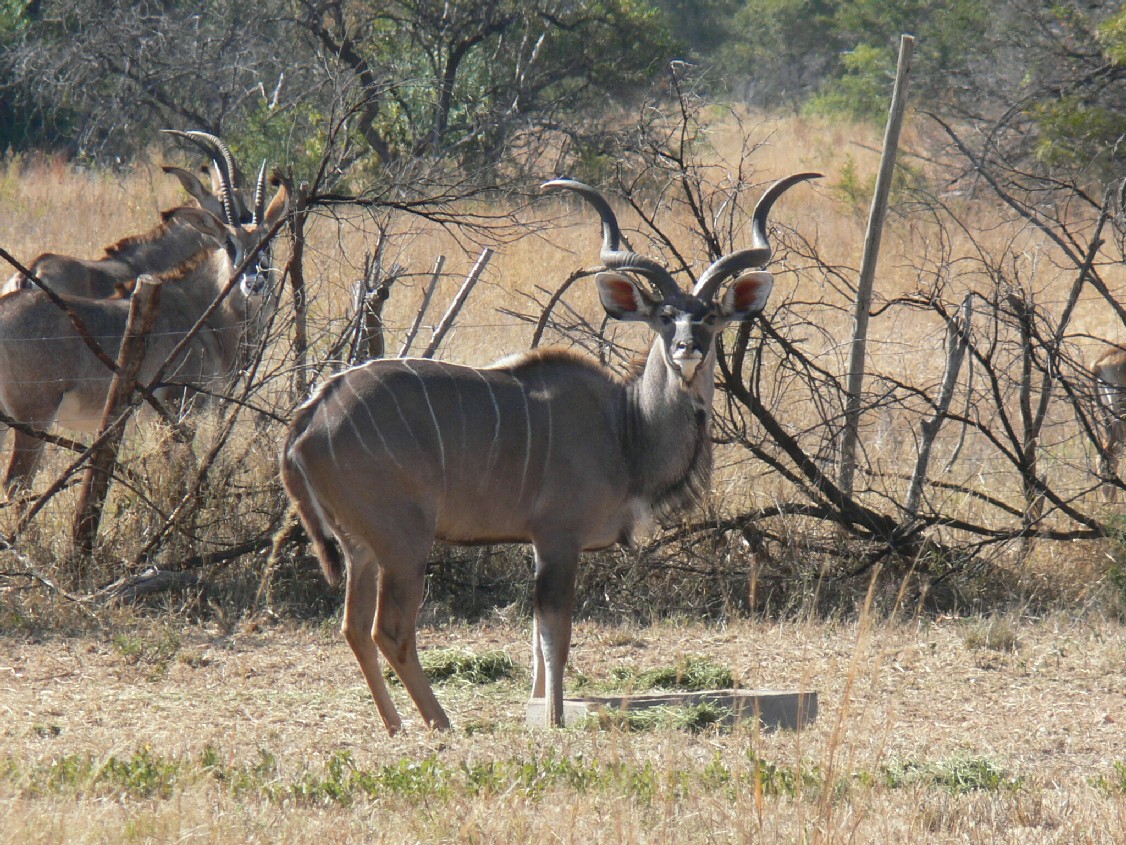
left=287, top=180, right=311, bottom=396
left=71, top=275, right=164, bottom=562
left=838, top=34, right=915, bottom=498
left=349, top=250, right=401, bottom=365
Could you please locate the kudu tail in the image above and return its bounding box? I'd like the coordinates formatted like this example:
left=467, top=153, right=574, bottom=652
left=278, top=405, right=345, bottom=587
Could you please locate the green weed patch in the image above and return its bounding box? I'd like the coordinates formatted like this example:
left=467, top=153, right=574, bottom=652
left=1091, top=761, right=1126, bottom=794
left=383, top=648, right=519, bottom=686
left=608, top=655, right=734, bottom=692
left=882, top=756, right=1020, bottom=794
left=3, top=744, right=1043, bottom=812
left=579, top=701, right=734, bottom=734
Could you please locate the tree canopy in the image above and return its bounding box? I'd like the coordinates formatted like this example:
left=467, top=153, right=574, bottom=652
left=1, top=0, right=1124, bottom=186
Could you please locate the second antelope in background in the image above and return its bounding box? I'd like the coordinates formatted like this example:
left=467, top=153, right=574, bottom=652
left=280, top=173, right=819, bottom=733
left=3, top=131, right=270, bottom=299
left=1093, top=344, right=1126, bottom=493
left=0, top=179, right=289, bottom=497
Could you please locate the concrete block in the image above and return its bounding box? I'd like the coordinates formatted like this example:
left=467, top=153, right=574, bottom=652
left=526, top=689, right=818, bottom=731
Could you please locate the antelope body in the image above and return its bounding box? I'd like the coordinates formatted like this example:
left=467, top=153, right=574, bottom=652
left=3, top=216, right=219, bottom=299
left=1093, top=345, right=1126, bottom=487
left=0, top=184, right=288, bottom=496
left=3, top=131, right=268, bottom=299
left=280, top=173, right=818, bottom=732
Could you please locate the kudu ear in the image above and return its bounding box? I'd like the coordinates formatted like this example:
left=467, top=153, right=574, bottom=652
left=718, top=270, right=774, bottom=320
left=596, top=272, right=660, bottom=321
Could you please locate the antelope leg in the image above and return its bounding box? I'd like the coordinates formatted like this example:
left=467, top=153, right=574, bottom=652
left=530, top=614, right=546, bottom=700
left=340, top=543, right=403, bottom=736
left=532, top=541, right=579, bottom=727
left=4, top=428, right=48, bottom=499
left=374, top=543, right=451, bottom=731
left=1102, top=430, right=1122, bottom=502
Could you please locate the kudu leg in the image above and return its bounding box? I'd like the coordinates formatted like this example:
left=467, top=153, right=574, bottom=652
left=1100, top=419, right=1124, bottom=501
left=532, top=543, right=580, bottom=727
left=373, top=545, right=452, bottom=731
left=3, top=429, right=47, bottom=500
left=530, top=614, right=546, bottom=700
left=340, top=544, right=404, bottom=735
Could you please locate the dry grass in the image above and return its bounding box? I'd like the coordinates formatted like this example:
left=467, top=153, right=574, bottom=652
left=1, top=612, right=1124, bottom=843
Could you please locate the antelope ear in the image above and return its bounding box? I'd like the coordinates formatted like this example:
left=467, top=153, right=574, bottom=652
left=164, top=206, right=230, bottom=245
left=162, top=165, right=212, bottom=203
left=596, top=272, right=659, bottom=321
left=262, top=176, right=290, bottom=228
left=719, top=270, right=773, bottom=320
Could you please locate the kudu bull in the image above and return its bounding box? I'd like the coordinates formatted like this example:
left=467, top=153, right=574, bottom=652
left=0, top=177, right=289, bottom=497
left=3, top=130, right=269, bottom=299
left=279, top=173, right=818, bottom=732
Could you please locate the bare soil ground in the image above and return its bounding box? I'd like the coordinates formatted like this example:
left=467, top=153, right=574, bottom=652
left=2, top=613, right=1124, bottom=843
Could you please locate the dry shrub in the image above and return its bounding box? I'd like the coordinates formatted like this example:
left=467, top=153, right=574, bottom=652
left=2, top=101, right=1125, bottom=628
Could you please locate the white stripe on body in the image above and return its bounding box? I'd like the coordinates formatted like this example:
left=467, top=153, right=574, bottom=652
left=342, top=376, right=405, bottom=470
left=517, top=378, right=532, bottom=503
left=402, top=360, right=447, bottom=492
left=474, top=368, right=502, bottom=489
left=317, top=400, right=339, bottom=468
left=291, top=448, right=341, bottom=551
left=341, top=376, right=403, bottom=470
left=375, top=366, right=424, bottom=460
left=532, top=372, right=554, bottom=513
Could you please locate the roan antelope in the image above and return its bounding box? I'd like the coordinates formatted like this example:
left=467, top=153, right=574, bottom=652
left=1093, top=344, right=1126, bottom=489
left=0, top=179, right=289, bottom=497
left=279, top=172, right=818, bottom=732
left=2, top=130, right=268, bottom=299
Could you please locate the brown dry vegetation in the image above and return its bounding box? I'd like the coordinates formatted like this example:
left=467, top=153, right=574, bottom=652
left=2, top=614, right=1125, bottom=843
left=2, top=114, right=1126, bottom=842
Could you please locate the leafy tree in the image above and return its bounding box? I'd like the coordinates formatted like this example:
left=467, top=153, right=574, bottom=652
left=298, top=0, right=675, bottom=173
left=650, top=0, right=740, bottom=59
left=1, top=0, right=675, bottom=181
left=1015, top=5, right=1126, bottom=177
left=2, top=0, right=295, bottom=160
left=0, top=0, right=65, bottom=151
left=719, top=0, right=988, bottom=117
left=719, top=0, right=843, bottom=108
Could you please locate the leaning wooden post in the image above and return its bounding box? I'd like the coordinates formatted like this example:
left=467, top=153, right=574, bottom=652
left=71, top=275, right=164, bottom=562
left=838, top=33, right=915, bottom=499
left=421, top=248, right=493, bottom=359
left=400, top=255, right=445, bottom=358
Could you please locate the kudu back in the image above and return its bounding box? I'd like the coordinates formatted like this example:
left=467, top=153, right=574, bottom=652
left=0, top=182, right=288, bottom=496
left=280, top=173, right=818, bottom=732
